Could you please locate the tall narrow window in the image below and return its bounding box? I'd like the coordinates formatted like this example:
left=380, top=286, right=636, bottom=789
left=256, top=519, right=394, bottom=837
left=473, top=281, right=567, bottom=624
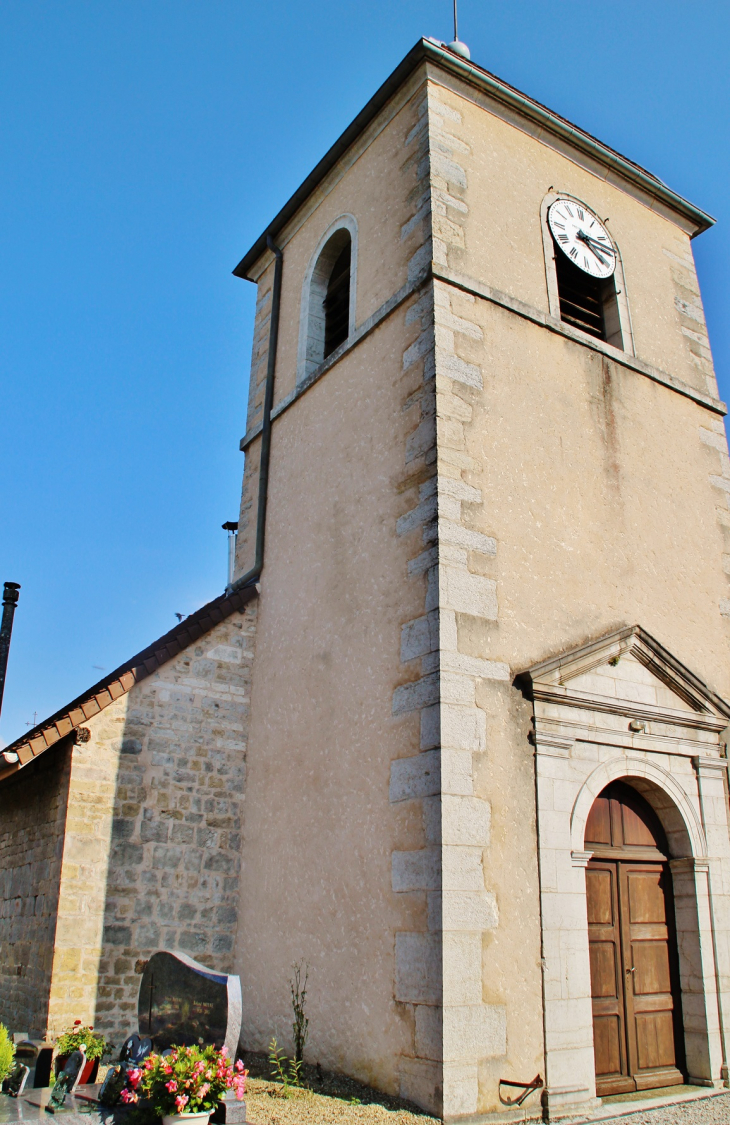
left=324, top=241, right=351, bottom=357
left=298, top=222, right=356, bottom=383
left=544, top=195, right=627, bottom=351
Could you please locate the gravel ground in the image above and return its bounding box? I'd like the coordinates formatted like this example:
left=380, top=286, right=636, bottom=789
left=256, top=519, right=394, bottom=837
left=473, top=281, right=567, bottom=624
left=243, top=1078, right=436, bottom=1125
left=240, top=1055, right=730, bottom=1125
left=600, top=1092, right=730, bottom=1125
left=240, top=1055, right=436, bottom=1125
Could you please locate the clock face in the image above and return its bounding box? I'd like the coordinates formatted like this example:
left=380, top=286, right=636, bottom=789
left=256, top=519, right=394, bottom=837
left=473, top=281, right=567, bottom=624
left=548, top=198, right=616, bottom=279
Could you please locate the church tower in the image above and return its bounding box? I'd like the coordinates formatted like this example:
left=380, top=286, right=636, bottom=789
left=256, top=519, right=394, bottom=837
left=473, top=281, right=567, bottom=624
left=230, top=39, right=730, bottom=1121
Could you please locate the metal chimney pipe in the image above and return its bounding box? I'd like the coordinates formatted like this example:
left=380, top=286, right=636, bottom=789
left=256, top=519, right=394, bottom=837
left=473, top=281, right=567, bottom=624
left=0, top=582, right=21, bottom=719
left=221, top=523, right=239, bottom=589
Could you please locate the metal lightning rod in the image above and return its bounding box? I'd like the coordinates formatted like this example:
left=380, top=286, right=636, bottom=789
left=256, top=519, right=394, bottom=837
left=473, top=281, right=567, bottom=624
left=447, top=0, right=470, bottom=59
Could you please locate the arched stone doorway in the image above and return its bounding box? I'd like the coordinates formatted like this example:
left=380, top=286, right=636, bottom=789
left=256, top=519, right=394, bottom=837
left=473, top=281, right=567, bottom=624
left=525, top=626, right=730, bottom=1119
left=585, top=781, right=685, bottom=1095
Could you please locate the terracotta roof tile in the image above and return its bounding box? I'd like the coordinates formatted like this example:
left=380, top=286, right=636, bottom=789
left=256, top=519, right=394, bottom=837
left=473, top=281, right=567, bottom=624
left=0, top=585, right=258, bottom=782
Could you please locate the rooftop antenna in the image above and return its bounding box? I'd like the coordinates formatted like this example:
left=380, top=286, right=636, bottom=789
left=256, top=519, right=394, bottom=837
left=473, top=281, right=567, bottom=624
left=447, top=0, right=471, bottom=59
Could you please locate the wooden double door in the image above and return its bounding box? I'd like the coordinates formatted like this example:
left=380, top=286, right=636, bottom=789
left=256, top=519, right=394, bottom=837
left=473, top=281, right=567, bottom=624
left=585, top=783, right=685, bottom=1096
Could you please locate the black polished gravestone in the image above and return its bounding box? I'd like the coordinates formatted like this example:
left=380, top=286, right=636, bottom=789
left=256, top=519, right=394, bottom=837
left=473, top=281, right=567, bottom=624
left=138, top=952, right=242, bottom=1059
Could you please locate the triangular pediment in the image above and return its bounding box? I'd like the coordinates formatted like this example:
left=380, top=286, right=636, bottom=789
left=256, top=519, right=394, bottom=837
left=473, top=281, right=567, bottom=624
left=523, top=626, right=730, bottom=728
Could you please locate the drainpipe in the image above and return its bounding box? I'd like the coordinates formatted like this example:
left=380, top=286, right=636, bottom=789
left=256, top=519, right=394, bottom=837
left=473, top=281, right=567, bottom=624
left=0, top=582, right=21, bottom=720
left=228, top=235, right=283, bottom=593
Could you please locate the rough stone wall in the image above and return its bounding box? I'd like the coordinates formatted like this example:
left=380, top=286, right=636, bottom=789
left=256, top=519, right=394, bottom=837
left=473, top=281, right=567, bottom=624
left=0, top=746, right=71, bottom=1035
left=94, top=602, right=258, bottom=1043
left=46, top=693, right=129, bottom=1035
left=391, top=83, right=516, bottom=1120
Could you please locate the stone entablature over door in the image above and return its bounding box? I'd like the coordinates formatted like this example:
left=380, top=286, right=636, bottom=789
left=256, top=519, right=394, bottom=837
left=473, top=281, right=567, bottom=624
left=522, top=625, right=730, bottom=1120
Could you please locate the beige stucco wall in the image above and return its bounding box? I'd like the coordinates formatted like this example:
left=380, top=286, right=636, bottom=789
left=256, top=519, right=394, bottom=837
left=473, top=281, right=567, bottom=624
left=429, top=69, right=719, bottom=403
left=232, top=59, right=728, bottom=1122
left=415, top=73, right=730, bottom=1118
left=235, top=311, right=432, bottom=1090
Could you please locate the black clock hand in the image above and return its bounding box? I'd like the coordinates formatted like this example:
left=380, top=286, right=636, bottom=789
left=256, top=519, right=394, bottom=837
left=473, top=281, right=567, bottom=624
left=576, top=230, right=614, bottom=263
left=577, top=230, right=614, bottom=254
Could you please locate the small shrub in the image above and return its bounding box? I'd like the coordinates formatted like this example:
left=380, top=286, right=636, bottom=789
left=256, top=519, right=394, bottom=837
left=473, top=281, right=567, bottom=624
left=55, top=1021, right=110, bottom=1061
left=290, top=961, right=309, bottom=1066
left=268, top=1038, right=291, bottom=1098
left=0, top=1024, right=15, bottom=1084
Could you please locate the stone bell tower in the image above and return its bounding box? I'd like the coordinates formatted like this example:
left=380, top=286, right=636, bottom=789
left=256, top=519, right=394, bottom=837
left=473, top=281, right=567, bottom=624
left=228, top=37, right=730, bottom=1122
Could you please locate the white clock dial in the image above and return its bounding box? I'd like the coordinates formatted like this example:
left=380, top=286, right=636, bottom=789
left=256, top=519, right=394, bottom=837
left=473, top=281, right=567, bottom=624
left=548, top=198, right=616, bottom=279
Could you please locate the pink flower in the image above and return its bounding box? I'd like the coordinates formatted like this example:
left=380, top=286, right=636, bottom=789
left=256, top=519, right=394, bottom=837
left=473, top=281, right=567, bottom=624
left=120, top=1089, right=138, bottom=1104
left=175, top=1096, right=189, bottom=1112
left=127, top=1069, right=142, bottom=1089
left=235, top=1061, right=245, bottom=1073
left=165, top=1081, right=178, bottom=1093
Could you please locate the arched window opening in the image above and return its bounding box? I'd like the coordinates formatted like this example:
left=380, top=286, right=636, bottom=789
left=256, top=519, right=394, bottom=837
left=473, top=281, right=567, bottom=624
left=542, top=194, right=632, bottom=354
left=324, top=241, right=351, bottom=358
left=298, top=222, right=356, bottom=384
left=554, top=250, right=621, bottom=345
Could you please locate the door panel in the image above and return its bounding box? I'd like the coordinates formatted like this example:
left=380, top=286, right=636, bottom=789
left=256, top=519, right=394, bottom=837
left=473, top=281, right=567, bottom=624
left=633, top=941, right=671, bottom=995
left=590, top=942, right=619, bottom=997
left=627, top=868, right=667, bottom=923
left=622, top=864, right=684, bottom=1089
left=636, top=1011, right=677, bottom=1070
left=587, top=862, right=629, bottom=1093
left=588, top=857, right=684, bottom=1096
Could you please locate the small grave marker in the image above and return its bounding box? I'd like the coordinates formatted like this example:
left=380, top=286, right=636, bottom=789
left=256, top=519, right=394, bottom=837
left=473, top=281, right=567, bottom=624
left=46, top=1048, right=86, bottom=1113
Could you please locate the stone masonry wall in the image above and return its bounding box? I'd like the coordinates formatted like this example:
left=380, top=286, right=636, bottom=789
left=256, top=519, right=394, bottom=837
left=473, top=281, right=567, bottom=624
left=94, top=601, right=258, bottom=1043
left=391, top=82, right=510, bottom=1120
left=46, top=693, right=130, bottom=1036
left=0, top=745, right=72, bottom=1035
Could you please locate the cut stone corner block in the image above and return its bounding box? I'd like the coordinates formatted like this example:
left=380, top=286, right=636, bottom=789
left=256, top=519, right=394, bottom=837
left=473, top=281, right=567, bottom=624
left=442, top=1060, right=479, bottom=1119
left=398, top=1056, right=442, bottom=1117
left=541, top=1085, right=600, bottom=1122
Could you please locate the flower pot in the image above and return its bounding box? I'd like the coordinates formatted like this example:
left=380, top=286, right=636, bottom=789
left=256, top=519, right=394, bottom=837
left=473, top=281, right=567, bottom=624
left=54, top=1056, right=99, bottom=1086
left=162, top=1114, right=211, bottom=1125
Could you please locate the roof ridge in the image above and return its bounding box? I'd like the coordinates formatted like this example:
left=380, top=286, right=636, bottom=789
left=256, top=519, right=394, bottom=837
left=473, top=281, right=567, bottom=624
left=0, top=584, right=258, bottom=778
left=234, top=38, right=713, bottom=280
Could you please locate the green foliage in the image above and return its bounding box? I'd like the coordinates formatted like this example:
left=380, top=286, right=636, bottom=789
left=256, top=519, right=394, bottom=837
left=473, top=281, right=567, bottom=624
left=0, top=1024, right=16, bottom=1084
left=55, top=1022, right=111, bottom=1062
left=290, top=960, right=309, bottom=1065
left=268, top=1038, right=292, bottom=1098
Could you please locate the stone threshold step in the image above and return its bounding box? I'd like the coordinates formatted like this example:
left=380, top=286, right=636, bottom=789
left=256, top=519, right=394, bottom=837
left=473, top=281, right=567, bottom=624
left=587, top=1085, right=730, bottom=1122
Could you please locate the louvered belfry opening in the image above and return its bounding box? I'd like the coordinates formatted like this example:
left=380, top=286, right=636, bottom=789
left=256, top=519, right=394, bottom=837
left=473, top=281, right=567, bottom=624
left=554, top=245, right=607, bottom=341
left=324, top=240, right=351, bottom=357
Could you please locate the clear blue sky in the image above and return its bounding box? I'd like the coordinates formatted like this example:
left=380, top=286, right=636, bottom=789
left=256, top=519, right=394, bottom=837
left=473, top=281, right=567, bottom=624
left=1, top=1, right=729, bottom=744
